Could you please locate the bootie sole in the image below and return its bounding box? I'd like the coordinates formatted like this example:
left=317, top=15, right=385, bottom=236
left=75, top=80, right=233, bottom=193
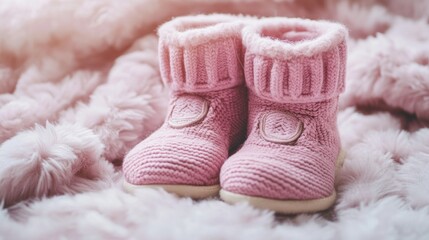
left=123, top=182, right=220, bottom=199
left=220, top=150, right=346, bottom=214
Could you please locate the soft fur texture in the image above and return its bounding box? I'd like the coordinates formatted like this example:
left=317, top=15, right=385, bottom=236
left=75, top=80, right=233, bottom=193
left=242, top=18, right=348, bottom=60
left=0, top=0, right=429, bottom=239
left=157, top=14, right=248, bottom=47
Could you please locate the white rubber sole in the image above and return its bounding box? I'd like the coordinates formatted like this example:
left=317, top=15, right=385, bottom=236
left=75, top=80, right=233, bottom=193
left=220, top=189, right=337, bottom=214
left=220, top=150, right=347, bottom=214
left=123, top=181, right=220, bottom=199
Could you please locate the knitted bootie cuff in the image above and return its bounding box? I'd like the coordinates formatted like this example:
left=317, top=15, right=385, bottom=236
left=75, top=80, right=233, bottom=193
left=242, top=18, right=348, bottom=103
left=158, top=14, right=246, bottom=93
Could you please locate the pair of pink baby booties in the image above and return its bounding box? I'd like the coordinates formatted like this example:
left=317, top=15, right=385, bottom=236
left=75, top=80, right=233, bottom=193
left=123, top=14, right=347, bottom=214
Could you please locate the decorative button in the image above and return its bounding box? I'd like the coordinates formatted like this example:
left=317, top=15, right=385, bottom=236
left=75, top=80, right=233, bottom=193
left=259, top=111, right=303, bottom=144
left=168, top=95, right=209, bottom=128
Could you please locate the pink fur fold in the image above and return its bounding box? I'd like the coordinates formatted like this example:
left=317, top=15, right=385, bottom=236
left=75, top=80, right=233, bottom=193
left=0, top=36, right=166, bottom=207
left=0, top=123, right=114, bottom=207
left=243, top=18, right=348, bottom=103
left=158, top=14, right=248, bottom=93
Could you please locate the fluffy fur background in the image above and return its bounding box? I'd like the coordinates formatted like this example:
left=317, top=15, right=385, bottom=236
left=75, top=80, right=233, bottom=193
left=0, top=0, right=429, bottom=239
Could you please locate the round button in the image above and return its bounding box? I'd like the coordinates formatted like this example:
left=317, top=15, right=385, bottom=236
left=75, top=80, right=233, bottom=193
left=168, top=95, right=209, bottom=128
left=259, top=111, right=303, bottom=144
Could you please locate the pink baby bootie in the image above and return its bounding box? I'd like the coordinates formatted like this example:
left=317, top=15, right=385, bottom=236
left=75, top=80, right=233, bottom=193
left=220, top=18, right=348, bottom=213
left=123, top=14, right=247, bottom=198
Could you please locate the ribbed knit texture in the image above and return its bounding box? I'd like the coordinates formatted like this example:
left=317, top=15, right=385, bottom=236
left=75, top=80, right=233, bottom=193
left=158, top=14, right=246, bottom=92
left=242, top=18, right=347, bottom=103
left=123, top=14, right=247, bottom=187
left=220, top=18, right=347, bottom=201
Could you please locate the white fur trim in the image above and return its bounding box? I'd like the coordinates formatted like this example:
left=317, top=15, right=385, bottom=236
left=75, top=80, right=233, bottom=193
left=242, top=17, right=348, bottom=60
left=158, top=14, right=250, bottom=47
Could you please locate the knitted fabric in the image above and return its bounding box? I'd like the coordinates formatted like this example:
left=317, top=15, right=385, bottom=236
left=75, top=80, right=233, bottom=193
left=158, top=14, right=246, bottom=92
left=242, top=18, right=347, bottom=103
left=123, top=14, right=247, bottom=188
left=220, top=18, right=347, bottom=201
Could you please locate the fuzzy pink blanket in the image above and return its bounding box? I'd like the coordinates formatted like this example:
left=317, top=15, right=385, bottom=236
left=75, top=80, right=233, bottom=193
left=1, top=0, right=429, bottom=239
